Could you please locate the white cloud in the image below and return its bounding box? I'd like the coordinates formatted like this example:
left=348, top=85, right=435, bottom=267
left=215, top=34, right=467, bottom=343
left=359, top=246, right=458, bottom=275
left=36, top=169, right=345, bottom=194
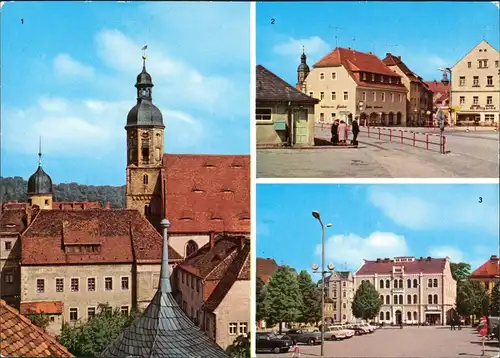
left=273, top=36, right=330, bottom=57
left=368, top=186, right=499, bottom=234
left=429, top=246, right=464, bottom=262
left=53, top=54, right=95, bottom=78
left=3, top=97, right=203, bottom=157
left=316, top=232, right=409, bottom=270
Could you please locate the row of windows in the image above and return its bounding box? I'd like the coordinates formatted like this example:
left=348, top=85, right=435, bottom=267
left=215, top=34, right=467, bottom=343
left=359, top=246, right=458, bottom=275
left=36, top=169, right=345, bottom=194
left=312, top=91, right=404, bottom=103
left=311, top=91, right=349, bottom=101
left=35, top=276, right=129, bottom=294
left=377, top=278, right=439, bottom=289
left=379, top=294, right=439, bottom=305
left=68, top=305, right=129, bottom=322
left=317, top=71, right=402, bottom=85
left=459, top=95, right=496, bottom=106
left=467, top=59, right=499, bottom=69
left=179, top=270, right=201, bottom=294
left=330, top=290, right=348, bottom=298
left=380, top=311, right=419, bottom=321
left=228, top=322, right=248, bottom=336
left=458, top=75, right=496, bottom=87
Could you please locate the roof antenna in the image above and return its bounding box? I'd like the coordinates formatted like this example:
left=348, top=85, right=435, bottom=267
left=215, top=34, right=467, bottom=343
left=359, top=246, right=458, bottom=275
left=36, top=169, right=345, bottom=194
left=38, top=136, right=42, bottom=167
left=335, top=35, right=338, bottom=47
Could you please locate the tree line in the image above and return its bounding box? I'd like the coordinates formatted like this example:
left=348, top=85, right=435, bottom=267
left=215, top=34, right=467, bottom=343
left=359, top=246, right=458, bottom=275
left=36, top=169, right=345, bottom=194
left=0, top=176, right=125, bottom=208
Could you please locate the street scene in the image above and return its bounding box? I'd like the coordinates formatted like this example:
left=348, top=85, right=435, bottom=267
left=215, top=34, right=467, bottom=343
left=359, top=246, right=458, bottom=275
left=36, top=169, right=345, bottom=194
left=256, top=184, right=500, bottom=357
left=256, top=1, right=499, bottom=178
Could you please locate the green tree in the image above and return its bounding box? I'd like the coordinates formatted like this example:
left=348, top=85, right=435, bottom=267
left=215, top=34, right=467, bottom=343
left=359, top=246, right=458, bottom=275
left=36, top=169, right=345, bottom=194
left=296, top=270, right=321, bottom=324
left=256, top=277, right=266, bottom=322
left=471, top=280, right=490, bottom=317
left=352, top=281, right=382, bottom=321
left=263, top=266, right=302, bottom=333
left=26, top=313, right=51, bottom=330
left=450, top=262, right=471, bottom=282
left=226, top=334, right=250, bottom=358
left=456, top=280, right=476, bottom=316
left=57, top=303, right=140, bottom=357
left=490, top=281, right=500, bottom=316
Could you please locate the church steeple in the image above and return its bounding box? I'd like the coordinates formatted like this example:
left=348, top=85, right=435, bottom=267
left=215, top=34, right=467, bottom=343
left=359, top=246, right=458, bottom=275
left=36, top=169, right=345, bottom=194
left=135, top=54, right=154, bottom=102
left=27, top=137, right=53, bottom=210
left=296, top=46, right=310, bottom=91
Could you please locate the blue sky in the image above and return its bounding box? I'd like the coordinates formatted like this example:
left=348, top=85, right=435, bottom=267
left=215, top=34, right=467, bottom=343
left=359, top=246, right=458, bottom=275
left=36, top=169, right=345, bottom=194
left=257, top=1, right=500, bottom=87
left=257, top=184, right=499, bottom=275
left=1, top=2, right=249, bottom=185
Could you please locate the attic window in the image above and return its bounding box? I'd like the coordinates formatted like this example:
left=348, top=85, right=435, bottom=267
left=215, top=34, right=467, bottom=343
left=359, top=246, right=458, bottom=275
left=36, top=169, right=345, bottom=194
left=204, top=162, right=216, bottom=168
left=231, top=160, right=244, bottom=168
left=239, top=211, right=250, bottom=220
left=65, top=244, right=100, bottom=254
left=6, top=224, right=16, bottom=228
left=180, top=210, right=193, bottom=221
left=210, top=213, right=223, bottom=221
left=191, top=187, right=205, bottom=193
left=221, top=189, right=233, bottom=193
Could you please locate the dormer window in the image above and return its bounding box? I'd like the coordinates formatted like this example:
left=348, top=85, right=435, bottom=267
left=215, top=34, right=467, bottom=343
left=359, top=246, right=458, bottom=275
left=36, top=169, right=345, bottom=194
left=191, top=187, right=204, bottom=193
left=362, top=73, right=367, bottom=81
left=204, top=162, right=216, bottom=168
left=221, top=189, right=233, bottom=193
left=371, top=74, right=375, bottom=81
left=210, top=213, right=223, bottom=221
left=381, top=76, right=384, bottom=83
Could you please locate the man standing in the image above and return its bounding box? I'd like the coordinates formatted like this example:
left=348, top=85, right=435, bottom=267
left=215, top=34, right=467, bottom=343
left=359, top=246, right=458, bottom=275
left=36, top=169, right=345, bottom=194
left=351, top=117, right=360, bottom=145
left=331, top=119, right=339, bottom=145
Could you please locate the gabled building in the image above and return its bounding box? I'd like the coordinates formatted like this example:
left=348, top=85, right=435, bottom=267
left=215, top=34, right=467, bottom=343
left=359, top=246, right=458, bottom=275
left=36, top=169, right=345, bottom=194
left=451, top=40, right=500, bottom=125
left=426, top=80, right=451, bottom=112
left=470, top=255, right=499, bottom=293
left=0, top=298, right=73, bottom=357
left=300, top=47, right=408, bottom=126
left=256, top=64, right=319, bottom=147
left=256, top=257, right=279, bottom=284
left=100, top=219, right=229, bottom=358
left=382, top=53, right=433, bottom=126
left=324, top=271, right=354, bottom=324
left=354, top=256, right=456, bottom=325
left=174, top=234, right=250, bottom=349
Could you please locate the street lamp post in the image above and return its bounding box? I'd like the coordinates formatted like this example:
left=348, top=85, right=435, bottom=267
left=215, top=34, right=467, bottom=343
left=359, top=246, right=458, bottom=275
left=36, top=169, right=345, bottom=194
left=312, top=211, right=332, bottom=357
left=439, top=68, right=452, bottom=153
left=426, top=110, right=431, bottom=128
left=358, top=101, right=365, bottom=126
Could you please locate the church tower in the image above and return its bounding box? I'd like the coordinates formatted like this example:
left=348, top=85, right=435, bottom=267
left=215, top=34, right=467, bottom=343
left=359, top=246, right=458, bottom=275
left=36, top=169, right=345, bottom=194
left=296, top=47, right=310, bottom=92
left=27, top=138, right=53, bottom=210
left=125, top=54, right=165, bottom=226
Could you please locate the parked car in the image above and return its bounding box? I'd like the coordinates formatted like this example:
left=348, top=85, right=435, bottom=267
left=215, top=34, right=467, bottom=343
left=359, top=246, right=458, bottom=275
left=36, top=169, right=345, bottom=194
left=360, top=323, right=375, bottom=333
left=338, top=325, right=355, bottom=338
left=323, top=326, right=348, bottom=341
left=256, top=332, right=293, bottom=354
left=285, top=329, right=322, bottom=345
left=349, top=324, right=370, bottom=335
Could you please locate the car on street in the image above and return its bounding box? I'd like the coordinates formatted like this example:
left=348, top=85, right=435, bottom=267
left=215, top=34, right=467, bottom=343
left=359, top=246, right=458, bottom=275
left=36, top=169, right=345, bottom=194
left=285, top=328, right=322, bottom=345
left=324, top=325, right=354, bottom=340
left=347, top=324, right=370, bottom=335
left=360, top=323, right=375, bottom=333
left=256, top=332, right=294, bottom=354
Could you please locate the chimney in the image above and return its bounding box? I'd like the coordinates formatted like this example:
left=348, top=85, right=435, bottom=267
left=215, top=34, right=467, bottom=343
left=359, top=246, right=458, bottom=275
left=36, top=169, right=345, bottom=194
left=105, top=201, right=111, bottom=210
left=491, top=255, right=498, bottom=261
left=210, top=232, right=216, bottom=250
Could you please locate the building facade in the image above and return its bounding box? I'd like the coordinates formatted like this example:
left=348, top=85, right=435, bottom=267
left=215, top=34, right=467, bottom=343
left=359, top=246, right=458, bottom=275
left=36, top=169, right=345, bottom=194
left=451, top=40, right=500, bottom=125
left=382, top=54, right=433, bottom=126
left=470, top=255, right=499, bottom=293
left=355, top=256, right=456, bottom=325
left=299, top=47, right=408, bottom=126
left=256, top=65, right=318, bottom=147
left=324, top=271, right=354, bottom=324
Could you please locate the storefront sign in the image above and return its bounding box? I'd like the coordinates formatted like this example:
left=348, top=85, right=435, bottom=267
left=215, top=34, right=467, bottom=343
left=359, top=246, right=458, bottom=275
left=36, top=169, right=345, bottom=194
left=320, top=105, right=336, bottom=108
left=336, top=105, right=347, bottom=109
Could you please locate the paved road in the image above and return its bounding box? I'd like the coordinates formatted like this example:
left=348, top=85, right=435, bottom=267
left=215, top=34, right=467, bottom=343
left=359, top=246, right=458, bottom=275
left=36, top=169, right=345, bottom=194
left=256, top=127, right=499, bottom=178
left=257, top=326, right=500, bottom=357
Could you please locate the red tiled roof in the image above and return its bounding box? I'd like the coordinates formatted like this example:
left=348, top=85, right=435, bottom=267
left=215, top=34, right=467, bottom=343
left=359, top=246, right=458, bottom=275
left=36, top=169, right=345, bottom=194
left=470, top=255, right=500, bottom=279
left=21, top=209, right=182, bottom=265
left=52, top=201, right=102, bottom=210
left=425, top=81, right=449, bottom=94
left=257, top=257, right=279, bottom=284
left=0, top=207, right=27, bottom=234
left=203, top=240, right=250, bottom=312
left=382, top=53, right=426, bottom=85
left=20, top=301, right=64, bottom=315
left=163, top=154, right=250, bottom=234
left=356, top=257, right=448, bottom=276
left=0, top=299, right=73, bottom=357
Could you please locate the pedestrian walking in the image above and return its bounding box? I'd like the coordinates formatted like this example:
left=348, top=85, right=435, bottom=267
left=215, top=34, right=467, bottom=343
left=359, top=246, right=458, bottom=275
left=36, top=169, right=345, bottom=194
left=457, top=318, right=462, bottom=330
left=338, top=120, right=347, bottom=144
left=450, top=319, right=456, bottom=330
left=331, top=119, right=339, bottom=145
left=351, top=118, right=360, bottom=145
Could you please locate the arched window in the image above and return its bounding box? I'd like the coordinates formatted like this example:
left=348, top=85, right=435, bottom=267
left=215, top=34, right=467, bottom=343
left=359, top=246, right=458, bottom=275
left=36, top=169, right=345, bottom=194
left=407, top=279, right=411, bottom=288
left=380, top=311, right=384, bottom=320
left=433, top=294, right=438, bottom=304
left=385, top=279, right=390, bottom=288
left=380, top=295, right=384, bottom=303
left=413, top=279, right=418, bottom=288
left=394, top=279, right=398, bottom=288
left=413, top=311, right=418, bottom=321
left=407, top=295, right=412, bottom=304
left=407, top=312, right=411, bottom=321
left=185, top=240, right=199, bottom=257
left=428, top=279, right=432, bottom=288
left=394, top=295, right=398, bottom=304
left=399, top=279, right=403, bottom=289
left=385, top=295, right=390, bottom=304
left=433, top=279, right=438, bottom=288
left=380, top=280, right=384, bottom=289
left=413, top=294, right=418, bottom=304
left=386, top=312, right=390, bottom=320
left=143, top=174, right=149, bottom=185
left=399, top=295, right=403, bottom=304
left=428, top=294, right=432, bottom=304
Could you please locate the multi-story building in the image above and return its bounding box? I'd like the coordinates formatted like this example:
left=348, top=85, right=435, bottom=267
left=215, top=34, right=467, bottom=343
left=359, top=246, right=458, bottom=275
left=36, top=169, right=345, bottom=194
left=382, top=54, right=433, bottom=126
left=297, top=47, right=408, bottom=126
left=426, top=80, right=450, bottom=112
left=324, top=271, right=354, bottom=324
left=451, top=40, right=500, bottom=125
left=470, top=255, right=499, bottom=293
left=355, top=256, right=456, bottom=325
left=174, top=234, right=250, bottom=349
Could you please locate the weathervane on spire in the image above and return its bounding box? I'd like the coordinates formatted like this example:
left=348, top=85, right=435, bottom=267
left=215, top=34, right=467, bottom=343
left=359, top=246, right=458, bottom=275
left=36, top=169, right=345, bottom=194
left=302, top=45, right=305, bottom=54
left=141, top=45, right=148, bottom=66
left=38, top=136, right=42, bottom=167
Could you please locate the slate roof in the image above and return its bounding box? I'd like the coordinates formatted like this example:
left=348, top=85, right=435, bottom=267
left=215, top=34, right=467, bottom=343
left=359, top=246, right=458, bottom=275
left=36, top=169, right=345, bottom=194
left=21, top=209, right=182, bottom=265
left=356, top=257, right=449, bottom=276
left=256, top=257, right=279, bottom=284
left=313, top=47, right=407, bottom=91
left=470, top=255, right=500, bottom=279
left=256, top=65, right=319, bottom=104
left=0, top=299, right=73, bottom=357
left=163, top=154, right=250, bottom=234
left=100, top=220, right=229, bottom=358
